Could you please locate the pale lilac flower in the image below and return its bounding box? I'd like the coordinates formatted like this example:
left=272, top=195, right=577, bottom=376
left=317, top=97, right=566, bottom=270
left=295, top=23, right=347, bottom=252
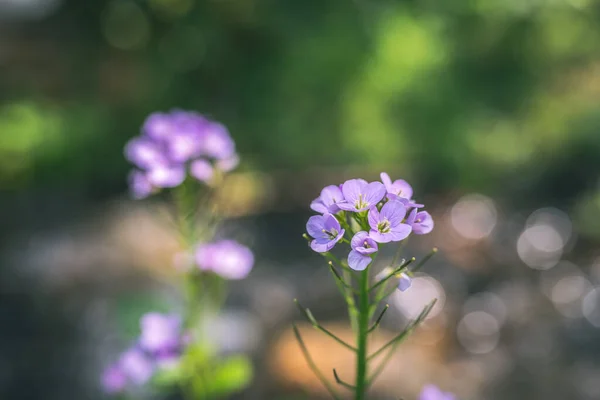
left=407, top=209, right=434, bottom=235
left=128, top=170, right=153, bottom=199
left=147, top=164, right=186, bottom=188
left=101, top=364, right=127, bottom=394
left=348, top=231, right=378, bottom=271
left=125, top=110, right=241, bottom=197
left=216, top=154, right=239, bottom=172
left=337, top=179, right=386, bottom=212
left=202, top=122, right=235, bottom=160
left=398, top=272, right=412, bottom=291
left=196, top=240, right=254, bottom=280
left=306, top=213, right=345, bottom=253
left=310, top=185, right=344, bottom=214
left=143, top=112, right=175, bottom=140
left=124, top=137, right=165, bottom=170
left=368, top=200, right=412, bottom=243
left=380, top=172, right=413, bottom=199
left=119, top=347, right=154, bottom=385
left=166, top=131, right=203, bottom=163
left=419, top=384, right=456, bottom=400
left=139, top=313, right=182, bottom=354
left=190, top=159, right=214, bottom=183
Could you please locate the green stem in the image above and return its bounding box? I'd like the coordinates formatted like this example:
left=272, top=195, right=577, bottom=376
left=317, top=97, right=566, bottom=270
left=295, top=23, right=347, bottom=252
left=354, top=268, right=370, bottom=400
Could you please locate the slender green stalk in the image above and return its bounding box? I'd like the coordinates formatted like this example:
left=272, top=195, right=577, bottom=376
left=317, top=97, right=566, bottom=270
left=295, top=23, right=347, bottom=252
left=293, top=324, right=341, bottom=400
left=354, top=267, right=370, bottom=400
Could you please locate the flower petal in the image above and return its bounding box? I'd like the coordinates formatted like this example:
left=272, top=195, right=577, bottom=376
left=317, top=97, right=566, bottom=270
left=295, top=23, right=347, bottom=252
left=351, top=231, right=370, bottom=250
left=369, top=229, right=392, bottom=243
left=380, top=200, right=407, bottom=226
left=380, top=172, right=392, bottom=190
left=348, top=250, right=372, bottom=271
left=306, top=215, right=326, bottom=239
left=323, top=214, right=342, bottom=233
left=388, top=224, right=412, bottom=242
left=342, top=179, right=367, bottom=204
left=391, top=179, right=413, bottom=199
left=337, top=202, right=357, bottom=211
left=310, top=198, right=328, bottom=214
left=311, top=239, right=333, bottom=253
left=398, top=273, right=412, bottom=292
left=413, top=211, right=434, bottom=234
left=320, top=185, right=343, bottom=207
left=368, top=207, right=381, bottom=230
left=363, top=182, right=386, bottom=205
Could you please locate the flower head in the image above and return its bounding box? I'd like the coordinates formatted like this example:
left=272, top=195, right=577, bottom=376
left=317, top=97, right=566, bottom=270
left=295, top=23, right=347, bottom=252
left=128, top=170, right=153, bottom=199
left=419, top=385, right=456, bottom=400
left=101, top=364, right=127, bottom=394
left=196, top=240, right=254, bottom=280
left=306, top=213, right=345, bottom=253
left=337, top=179, right=386, bottom=212
left=380, top=172, right=423, bottom=207
left=139, top=313, right=182, bottom=354
left=310, top=185, right=344, bottom=214
left=119, top=347, right=154, bottom=385
left=348, top=231, right=378, bottom=271
left=368, top=200, right=412, bottom=243
left=407, top=209, right=434, bottom=235
left=398, top=272, right=412, bottom=291
left=125, top=110, right=240, bottom=198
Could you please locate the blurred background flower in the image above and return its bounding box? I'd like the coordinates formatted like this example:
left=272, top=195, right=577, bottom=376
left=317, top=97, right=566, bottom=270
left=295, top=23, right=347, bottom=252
left=1, top=0, right=600, bottom=399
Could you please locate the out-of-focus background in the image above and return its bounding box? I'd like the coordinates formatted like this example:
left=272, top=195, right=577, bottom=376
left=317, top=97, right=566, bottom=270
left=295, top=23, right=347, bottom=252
left=2, top=0, right=600, bottom=399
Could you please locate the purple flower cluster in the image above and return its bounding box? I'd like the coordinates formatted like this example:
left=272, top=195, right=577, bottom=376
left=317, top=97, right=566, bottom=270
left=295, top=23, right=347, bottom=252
left=102, top=313, right=187, bottom=394
left=419, top=384, right=456, bottom=400
left=125, top=110, right=240, bottom=199
left=196, top=240, right=254, bottom=280
left=306, top=173, right=434, bottom=278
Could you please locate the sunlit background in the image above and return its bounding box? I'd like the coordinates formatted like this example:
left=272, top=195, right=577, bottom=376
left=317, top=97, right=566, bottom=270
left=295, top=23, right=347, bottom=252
left=2, top=0, right=600, bottom=399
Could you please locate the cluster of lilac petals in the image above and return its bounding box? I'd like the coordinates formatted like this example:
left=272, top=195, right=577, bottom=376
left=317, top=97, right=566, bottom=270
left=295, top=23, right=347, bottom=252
left=196, top=240, right=254, bottom=280
left=101, top=312, right=187, bottom=394
left=306, top=174, right=434, bottom=278
left=348, top=231, right=378, bottom=271
left=419, top=385, right=456, bottom=400
left=306, top=213, right=345, bottom=253
left=125, top=110, right=240, bottom=199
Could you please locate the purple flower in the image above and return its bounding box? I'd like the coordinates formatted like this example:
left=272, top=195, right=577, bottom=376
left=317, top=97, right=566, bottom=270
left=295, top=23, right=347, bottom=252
left=419, top=385, right=456, bottom=400
left=306, top=213, right=345, bottom=253
left=119, top=347, right=154, bottom=385
left=398, top=272, right=412, bottom=291
left=337, top=179, right=386, bottom=212
left=125, top=110, right=241, bottom=198
left=143, top=112, right=175, bottom=140
left=407, top=209, right=434, bottom=235
left=368, top=200, right=412, bottom=243
left=190, top=159, right=214, bottom=183
left=147, top=164, right=186, bottom=188
left=128, top=170, right=153, bottom=199
left=196, top=240, right=254, bottom=280
left=310, top=185, right=344, bottom=214
left=216, top=154, right=239, bottom=172
left=124, top=137, right=166, bottom=170
left=201, top=122, right=236, bottom=160
left=348, top=231, right=378, bottom=271
left=139, top=313, right=182, bottom=354
left=380, top=172, right=413, bottom=200
left=101, top=364, right=127, bottom=394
